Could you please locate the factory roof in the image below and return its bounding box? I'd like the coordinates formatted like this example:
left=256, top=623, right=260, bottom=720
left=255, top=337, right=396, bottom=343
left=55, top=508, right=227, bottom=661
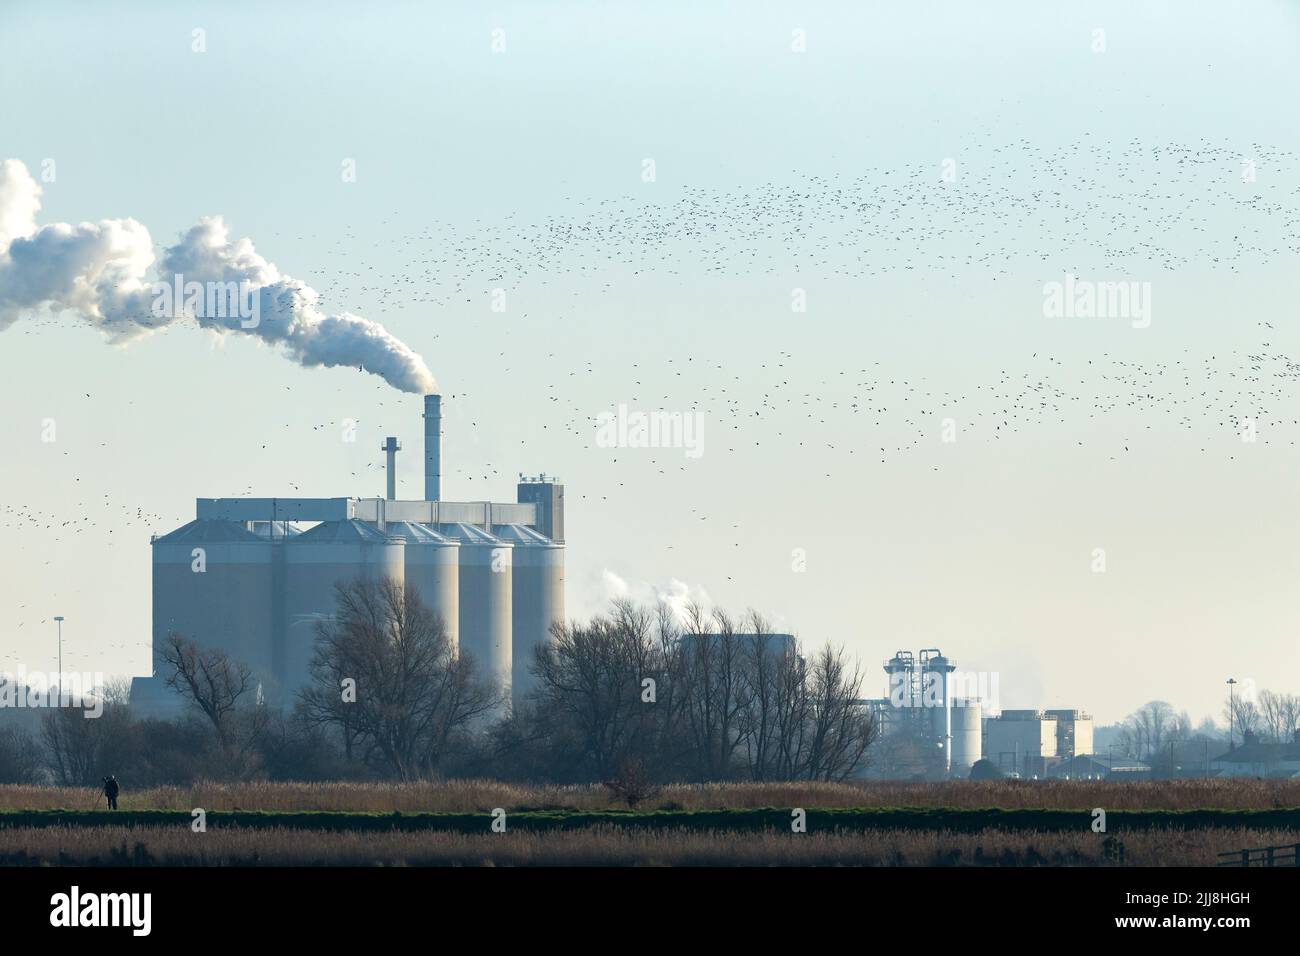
left=381, top=521, right=456, bottom=545
left=153, top=519, right=263, bottom=545
left=293, top=519, right=397, bottom=544
left=491, top=523, right=559, bottom=546
left=437, top=522, right=506, bottom=545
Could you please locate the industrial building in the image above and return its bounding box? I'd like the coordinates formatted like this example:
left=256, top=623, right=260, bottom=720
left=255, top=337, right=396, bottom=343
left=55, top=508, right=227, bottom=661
left=984, top=709, right=1094, bottom=777
left=131, top=394, right=565, bottom=714
left=860, top=652, right=1097, bottom=779
left=860, top=649, right=984, bottom=778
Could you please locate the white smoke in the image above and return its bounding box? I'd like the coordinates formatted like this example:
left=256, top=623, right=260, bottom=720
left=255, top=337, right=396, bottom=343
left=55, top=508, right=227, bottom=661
left=599, top=569, right=715, bottom=623
left=0, top=160, right=437, bottom=393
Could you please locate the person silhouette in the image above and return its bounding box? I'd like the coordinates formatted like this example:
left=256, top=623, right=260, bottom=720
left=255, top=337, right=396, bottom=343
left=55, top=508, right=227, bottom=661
left=102, top=775, right=119, bottom=810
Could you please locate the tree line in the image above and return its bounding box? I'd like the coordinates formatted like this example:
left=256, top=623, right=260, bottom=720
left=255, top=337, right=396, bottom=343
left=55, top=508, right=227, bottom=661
left=9, top=577, right=878, bottom=787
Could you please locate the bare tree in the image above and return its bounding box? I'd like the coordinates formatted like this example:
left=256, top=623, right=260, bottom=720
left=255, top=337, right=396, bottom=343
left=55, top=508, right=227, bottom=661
left=301, top=576, right=499, bottom=780
left=1223, top=693, right=1261, bottom=745
left=677, top=605, right=751, bottom=780
left=156, top=632, right=266, bottom=770
left=531, top=599, right=659, bottom=780
left=800, top=644, right=879, bottom=781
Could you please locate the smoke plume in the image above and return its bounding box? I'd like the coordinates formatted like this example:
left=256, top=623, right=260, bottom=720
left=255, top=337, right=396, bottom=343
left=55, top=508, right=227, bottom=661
left=0, top=159, right=437, bottom=393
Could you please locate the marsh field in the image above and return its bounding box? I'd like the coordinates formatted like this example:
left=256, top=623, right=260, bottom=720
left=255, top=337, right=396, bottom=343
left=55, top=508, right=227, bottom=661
left=1, top=780, right=1297, bottom=866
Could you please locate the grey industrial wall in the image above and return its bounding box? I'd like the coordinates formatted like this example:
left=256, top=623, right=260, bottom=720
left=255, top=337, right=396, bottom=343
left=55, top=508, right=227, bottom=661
left=152, top=528, right=275, bottom=687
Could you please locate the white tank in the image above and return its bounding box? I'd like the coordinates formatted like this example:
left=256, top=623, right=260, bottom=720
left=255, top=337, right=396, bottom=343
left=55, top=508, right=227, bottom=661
left=379, top=521, right=460, bottom=653
left=283, top=520, right=405, bottom=699
left=492, top=524, right=564, bottom=704
left=950, top=699, right=983, bottom=772
left=438, top=523, right=512, bottom=699
left=151, top=519, right=275, bottom=686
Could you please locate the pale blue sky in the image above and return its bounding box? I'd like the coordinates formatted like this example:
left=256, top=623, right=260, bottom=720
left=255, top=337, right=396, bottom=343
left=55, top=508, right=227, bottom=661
left=3, top=1, right=1299, bottom=723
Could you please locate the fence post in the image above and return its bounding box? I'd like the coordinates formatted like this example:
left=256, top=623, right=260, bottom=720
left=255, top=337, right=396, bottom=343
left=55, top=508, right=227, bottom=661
left=1241, top=849, right=1249, bottom=866
left=1266, top=846, right=1275, bottom=867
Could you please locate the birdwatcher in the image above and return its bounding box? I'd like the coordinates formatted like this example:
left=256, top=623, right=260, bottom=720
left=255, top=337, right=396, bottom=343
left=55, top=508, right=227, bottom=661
left=102, top=775, right=120, bottom=810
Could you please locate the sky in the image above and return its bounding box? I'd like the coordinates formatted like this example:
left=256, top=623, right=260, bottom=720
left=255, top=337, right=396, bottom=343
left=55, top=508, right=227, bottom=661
left=2, top=0, right=1299, bottom=724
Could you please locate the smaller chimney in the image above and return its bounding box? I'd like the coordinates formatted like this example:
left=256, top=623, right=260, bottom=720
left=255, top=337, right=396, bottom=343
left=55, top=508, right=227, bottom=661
left=381, top=436, right=401, bottom=500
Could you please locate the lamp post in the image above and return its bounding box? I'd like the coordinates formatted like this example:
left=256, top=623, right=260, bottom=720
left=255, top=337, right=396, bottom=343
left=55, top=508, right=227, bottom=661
left=1226, top=677, right=1237, bottom=751
left=53, top=616, right=64, bottom=701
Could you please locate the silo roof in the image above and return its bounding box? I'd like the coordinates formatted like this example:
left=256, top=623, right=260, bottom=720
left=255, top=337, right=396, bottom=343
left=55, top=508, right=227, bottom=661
left=491, top=523, right=558, bottom=546
left=382, top=521, right=457, bottom=545
left=437, top=522, right=506, bottom=545
left=293, top=519, right=396, bottom=544
left=153, top=519, right=263, bottom=544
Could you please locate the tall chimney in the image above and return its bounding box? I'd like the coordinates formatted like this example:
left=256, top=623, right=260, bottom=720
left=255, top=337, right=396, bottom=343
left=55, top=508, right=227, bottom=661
left=381, top=436, right=401, bottom=500
left=423, top=394, right=442, bottom=501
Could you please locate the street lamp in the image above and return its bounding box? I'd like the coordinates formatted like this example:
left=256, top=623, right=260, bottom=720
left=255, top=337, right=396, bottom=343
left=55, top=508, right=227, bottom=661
left=53, top=616, right=64, bottom=700
left=1226, top=677, right=1237, bottom=751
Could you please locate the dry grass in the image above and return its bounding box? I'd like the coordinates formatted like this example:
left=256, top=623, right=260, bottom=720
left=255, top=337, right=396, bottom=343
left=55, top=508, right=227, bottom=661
left=3, top=778, right=1298, bottom=813
left=0, top=823, right=1292, bottom=866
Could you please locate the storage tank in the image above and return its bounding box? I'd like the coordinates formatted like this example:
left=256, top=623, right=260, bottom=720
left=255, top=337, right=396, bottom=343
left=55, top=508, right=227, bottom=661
left=151, top=519, right=274, bottom=686
left=492, top=524, right=564, bottom=703
left=379, top=521, right=460, bottom=652
left=283, top=519, right=406, bottom=699
left=950, top=698, right=983, bottom=773
left=438, top=522, right=512, bottom=699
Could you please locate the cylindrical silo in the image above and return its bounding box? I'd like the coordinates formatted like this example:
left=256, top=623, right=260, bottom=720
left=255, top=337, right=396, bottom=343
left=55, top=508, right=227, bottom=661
left=152, top=519, right=275, bottom=686
left=380, top=521, right=460, bottom=652
left=950, top=699, right=983, bottom=772
left=492, top=524, right=564, bottom=704
left=283, top=519, right=405, bottom=698
left=438, top=522, right=512, bottom=700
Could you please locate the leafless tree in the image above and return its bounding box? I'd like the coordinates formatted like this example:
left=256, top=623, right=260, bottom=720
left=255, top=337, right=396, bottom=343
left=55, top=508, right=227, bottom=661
left=677, top=605, right=751, bottom=780
left=156, top=631, right=265, bottom=759
left=1223, top=693, right=1261, bottom=745
left=1257, top=689, right=1300, bottom=744
left=800, top=644, right=879, bottom=781
left=301, top=576, right=500, bottom=780
left=532, top=599, right=660, bottom=779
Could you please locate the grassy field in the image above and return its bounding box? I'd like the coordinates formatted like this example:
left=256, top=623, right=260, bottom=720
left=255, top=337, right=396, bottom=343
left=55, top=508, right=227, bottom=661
left=2, top=780, right=1295, bottom=866
left=3, top=778, right=1298, bottom=812
left=4, top=806, right=1299, bottom=832
left=0, top=824, right=1293, bottom=866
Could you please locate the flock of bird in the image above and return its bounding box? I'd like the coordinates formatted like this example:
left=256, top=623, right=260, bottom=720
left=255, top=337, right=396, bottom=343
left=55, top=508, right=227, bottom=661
left=4, top=136, right=1300, bottom=665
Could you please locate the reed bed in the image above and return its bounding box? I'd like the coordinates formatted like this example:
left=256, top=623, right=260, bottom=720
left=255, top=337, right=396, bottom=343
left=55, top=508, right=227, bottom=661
left=2, top=778, right=1296, bottom=813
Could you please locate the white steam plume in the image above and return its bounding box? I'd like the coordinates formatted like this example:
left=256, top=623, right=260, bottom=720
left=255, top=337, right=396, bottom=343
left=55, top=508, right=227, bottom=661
left=0, top=159, right=437, bottom=393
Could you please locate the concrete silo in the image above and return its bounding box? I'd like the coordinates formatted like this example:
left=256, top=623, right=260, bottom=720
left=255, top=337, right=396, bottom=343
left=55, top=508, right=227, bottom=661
left=381, top=520, right=460, bottom=652
left=282, top=519, right=406, bottom=699
left=491, top=523, right=564, bottom=703
left=151, top=519, right=275, bottom=684
left=438, top=522, right=512, bottom=698
left=950, top=699, right=983, bottom=773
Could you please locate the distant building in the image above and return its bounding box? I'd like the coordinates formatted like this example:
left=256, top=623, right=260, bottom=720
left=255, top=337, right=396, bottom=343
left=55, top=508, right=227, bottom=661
left=1210, top=731, right=1300, bottom=778
left=984, top=710, right=1059, bottom=776
left=1044, top=709, right=1094, bottom=758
